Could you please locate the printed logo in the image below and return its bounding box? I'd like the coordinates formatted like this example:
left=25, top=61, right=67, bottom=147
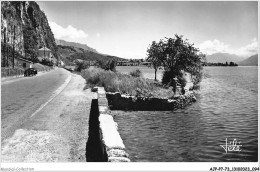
left=220, top=138, right=242, bottom=153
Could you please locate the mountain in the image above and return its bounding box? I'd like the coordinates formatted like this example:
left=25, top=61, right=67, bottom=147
left=57, top=45, right=125, bottom=65
left=238, top=54, right=258, bottom=66
left=206, top=53, right=246, bottom=63
left=55, top=39, right=98, bottom=53
left=1, top=1, right=58, bottom=64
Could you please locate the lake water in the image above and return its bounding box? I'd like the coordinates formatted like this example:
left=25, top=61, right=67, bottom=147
left=114, top=66, right=258, bottom=162
left=117, top=66, right=164, bottom=81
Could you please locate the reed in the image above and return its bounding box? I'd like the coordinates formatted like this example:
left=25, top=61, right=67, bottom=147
left=82, top=68, right=174, bottom=98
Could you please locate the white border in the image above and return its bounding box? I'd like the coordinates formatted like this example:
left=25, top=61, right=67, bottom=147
left=0, top=162, right=259, bottom=172
left=1, top=0, right=259, bottom=172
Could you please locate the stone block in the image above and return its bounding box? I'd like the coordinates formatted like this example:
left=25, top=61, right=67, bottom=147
left=98, top=98, right=108, bottom=106
left=108, top=157, right=131, bottom=162
left=107, top=149, right=129, bottom=158
left=99, top=105, right=108, bottom=113
left=98, top=93, right=106, bottom=98
left=99, top=114, right=125, bottom=150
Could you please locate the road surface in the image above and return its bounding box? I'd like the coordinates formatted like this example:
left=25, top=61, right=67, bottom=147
left=1, top=68, right=94, bottom=162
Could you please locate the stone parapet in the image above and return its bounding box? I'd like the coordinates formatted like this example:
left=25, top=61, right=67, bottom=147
left=106, top=91, right=196, bottom=111
left=95, top=87, right=130, bottom=162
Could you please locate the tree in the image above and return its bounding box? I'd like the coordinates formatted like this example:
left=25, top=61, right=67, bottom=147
left=146, top=41, right=162, bottom=81
left=23, top=25, right=38, bottom=62
left=75, top=60, right=89, bottom=72
left=147, top=34, right=205, bottom=87
left=97, top=58, right=117, bottom=72
left=41, top=58, right=53, bottom=66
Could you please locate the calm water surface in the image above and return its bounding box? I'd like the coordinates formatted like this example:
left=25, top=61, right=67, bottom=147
left=114, top=66, right=258, bottom=162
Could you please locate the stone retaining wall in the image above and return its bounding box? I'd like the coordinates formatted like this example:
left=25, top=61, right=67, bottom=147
left=92, top=87, right=130, bottom=162
left=106, top=91, right=197, bottom=111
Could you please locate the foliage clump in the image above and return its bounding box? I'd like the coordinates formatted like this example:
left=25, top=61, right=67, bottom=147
left=75, top=61, right=89, bottom=72
left=82, top=68, right=174, bottom=98
left=129, top=69, right=142, bottom=77
left=40, top=58, right=54, bottom=67
left=146, top=34, right=205, bottom=88
left=96, top=58, right=117, bottom=72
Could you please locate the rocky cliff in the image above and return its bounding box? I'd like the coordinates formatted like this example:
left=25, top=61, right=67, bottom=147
left=1, top=1, right=57, bottom=64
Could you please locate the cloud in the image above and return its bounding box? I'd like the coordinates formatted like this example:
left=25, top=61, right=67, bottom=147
left=236, top=38, right=258, bottom=56
left=96, top=33, right=100, bottom=37
left=199, top=39, right=230, bottom=55
left=199, top=38, right=258, bottom=57
left=49, top=21, right=88, bottom=42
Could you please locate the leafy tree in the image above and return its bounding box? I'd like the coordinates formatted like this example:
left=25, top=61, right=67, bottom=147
left=147, top=34, right=205, bottom=87
left=97, top=58, right=117, bottom=72
left=146, top=41, right=163, bottom=81
left=40, top=58, right=53, bottom=66
left=23, top=25, right=38, bottom=62
left=75, top=61, right=89, bottom=72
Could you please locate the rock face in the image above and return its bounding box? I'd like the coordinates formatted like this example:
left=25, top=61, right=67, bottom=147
left=1, top=1, right=57, bottom=63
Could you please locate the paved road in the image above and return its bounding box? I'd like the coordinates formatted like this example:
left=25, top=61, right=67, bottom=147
left=1, top=68, right=94, bottom=162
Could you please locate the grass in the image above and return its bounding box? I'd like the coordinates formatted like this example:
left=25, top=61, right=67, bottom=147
left=32, top=63, right=53, bottom=72
left=1, top=63, right=53, bottom=78
left=81, top=67, right=174, bottom=98
left=1, top=67, right=25, bottom=77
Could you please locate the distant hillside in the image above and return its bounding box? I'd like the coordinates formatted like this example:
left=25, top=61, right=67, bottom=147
left=57, top=45, right=125, bottom=65
left=206, top=53, right=246, bottom=63
left=55, top=39, right=98, bottom=53
left=238, top=54, right=258, bottom=66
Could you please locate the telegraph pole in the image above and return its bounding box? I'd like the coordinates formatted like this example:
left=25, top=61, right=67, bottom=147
left=44, top=31, right=46, bottom=60
left=12, top=25, right=15, bottom=68
left=6, top=31, right=9, bottom=67
left=3, top=28, right=6, bottom=67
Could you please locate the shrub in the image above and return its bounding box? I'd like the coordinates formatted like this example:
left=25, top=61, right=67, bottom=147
left=32, top=63, right=52, bottom=71
left=129, top=69, right=142, bottom=77
left=162, top=70, right=187, bottom=88
left=177, top=72, right=187, bottom=88
left=40, top=58, right=54, bottom=67
left=1, top=67, right=25, bottom=77
left=162, top=70, right=175, bottom=85
left=75, top=61, right=89, bottom=72
left=96, top=58, right=117, bottom=72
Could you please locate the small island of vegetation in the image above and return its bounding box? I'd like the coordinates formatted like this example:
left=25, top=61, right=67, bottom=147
left=79, top=34, right=205, bottom=105
left=205, top=61, right=238, bottom=66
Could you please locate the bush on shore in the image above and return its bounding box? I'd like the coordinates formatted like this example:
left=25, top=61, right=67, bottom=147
left=129, top=69, right=142, bottom=77
left=146, top=34, right=205, bottom=89
left=162, top=70, right=187, bottom=88
left=96, top=59, right=117, bottom=72
left=82, top=68, right=174, bottom=98
left=75, top=61, right=89, bottom=72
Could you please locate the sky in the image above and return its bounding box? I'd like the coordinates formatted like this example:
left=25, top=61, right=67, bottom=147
left=38, top=1, right=258, bottom=59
